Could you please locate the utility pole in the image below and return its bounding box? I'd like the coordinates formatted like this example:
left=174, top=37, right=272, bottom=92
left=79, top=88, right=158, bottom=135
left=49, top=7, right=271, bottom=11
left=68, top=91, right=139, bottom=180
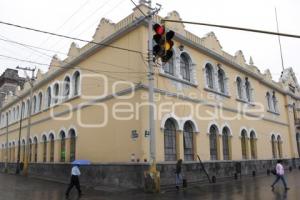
left=16, top=101, right=23, bottom=174
left=275, top=7, right=285, bottom=71
left=141, top=0, right=161, bottom=193
left=16, top=66, right=35, bottom=176
left=5, top=112, right=8, bottom=173
left=147, top=0, right=156, bottom=172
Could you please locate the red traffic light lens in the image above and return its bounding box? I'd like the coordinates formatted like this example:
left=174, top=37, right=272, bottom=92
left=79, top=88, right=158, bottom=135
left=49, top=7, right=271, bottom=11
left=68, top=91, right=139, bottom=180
left=153, top=23, right=165, bottom=35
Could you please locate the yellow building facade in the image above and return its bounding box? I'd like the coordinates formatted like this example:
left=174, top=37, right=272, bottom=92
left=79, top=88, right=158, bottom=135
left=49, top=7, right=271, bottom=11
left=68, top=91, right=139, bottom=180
left=1, top=4, right=300, bottom=167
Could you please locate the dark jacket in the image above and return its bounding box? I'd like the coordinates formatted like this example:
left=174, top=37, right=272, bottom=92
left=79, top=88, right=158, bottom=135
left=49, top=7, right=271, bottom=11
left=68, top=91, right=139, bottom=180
left=176, top=163, right=182, bottom=174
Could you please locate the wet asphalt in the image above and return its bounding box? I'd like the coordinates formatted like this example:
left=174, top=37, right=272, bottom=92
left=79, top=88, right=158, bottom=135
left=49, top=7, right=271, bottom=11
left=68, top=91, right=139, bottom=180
left=0, top=170, right=299, bottom=200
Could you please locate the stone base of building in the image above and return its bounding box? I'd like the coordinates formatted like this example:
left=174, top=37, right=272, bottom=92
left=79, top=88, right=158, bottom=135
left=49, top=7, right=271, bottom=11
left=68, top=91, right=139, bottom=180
left=1, top=158, right=300, bottom=189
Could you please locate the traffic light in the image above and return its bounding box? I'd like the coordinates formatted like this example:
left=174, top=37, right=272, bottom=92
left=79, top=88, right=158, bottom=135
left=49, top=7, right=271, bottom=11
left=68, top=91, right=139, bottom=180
left=152, top=23, right=175, bottom=63
left=153, top=23, right=165, bottom=57
left=162, top=30, right=174, bottom=63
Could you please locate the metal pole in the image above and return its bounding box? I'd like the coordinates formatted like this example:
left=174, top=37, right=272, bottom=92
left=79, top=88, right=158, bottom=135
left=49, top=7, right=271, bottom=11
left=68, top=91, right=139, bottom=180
left=275, top=7, right=285, bottom=71
left=147, top=0, right=156, bottom=169
left=23, top=78, right=33, bottom=176
left=5, top=112, right=8, bottom=173
left=17, top=66, right=35, bottom=176
left=16, top=102, right=23, bottom=174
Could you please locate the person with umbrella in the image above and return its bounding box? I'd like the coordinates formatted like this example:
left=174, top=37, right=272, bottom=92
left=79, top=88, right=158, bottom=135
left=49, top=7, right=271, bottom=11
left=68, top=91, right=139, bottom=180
left=65, top=160, right=90, bottom=198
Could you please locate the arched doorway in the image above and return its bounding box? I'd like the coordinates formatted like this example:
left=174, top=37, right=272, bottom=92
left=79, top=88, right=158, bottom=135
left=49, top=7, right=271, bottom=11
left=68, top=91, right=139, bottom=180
left=183, top=121, right=194, bottom=161
left=222, top=127, right=231, bottom=160
left=209, top=125, right=219, bottom=160
left=250, top=131, right=257, bottom=159
left=164, top=119, right=177, bottom=161
left=296, top=133, right=300, bottom=158
left=271, top=134, right=277, bottom=159
left=241, top=130, right=248, bottom=159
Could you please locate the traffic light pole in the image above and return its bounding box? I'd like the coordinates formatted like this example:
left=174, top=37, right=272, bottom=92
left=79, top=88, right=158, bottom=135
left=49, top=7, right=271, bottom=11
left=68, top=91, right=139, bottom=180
left=147, top=0, right=156, bottom=172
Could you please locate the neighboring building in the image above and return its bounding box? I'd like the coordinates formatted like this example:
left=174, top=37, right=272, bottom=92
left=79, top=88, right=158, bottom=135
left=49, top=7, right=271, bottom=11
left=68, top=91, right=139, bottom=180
left=0, top=69, right=25, bottom=108
left=0, top=3, right=299, bottom=186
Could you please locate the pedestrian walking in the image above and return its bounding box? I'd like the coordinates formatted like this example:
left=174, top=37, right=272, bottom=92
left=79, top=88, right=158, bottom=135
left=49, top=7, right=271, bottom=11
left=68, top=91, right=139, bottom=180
left=65, top=164, right=82, bottom=198
left=271, top=160, right=290, bottom=190
left=175, top=159, right=183, bottom=190
left=19, top=161, right=24, bottom=172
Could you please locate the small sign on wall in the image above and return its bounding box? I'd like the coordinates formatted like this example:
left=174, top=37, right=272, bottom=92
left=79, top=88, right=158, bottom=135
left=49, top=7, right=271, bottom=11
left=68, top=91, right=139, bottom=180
left=144, top=130, right=150, bottom=138
left=131, top=130, right=138, bottom=141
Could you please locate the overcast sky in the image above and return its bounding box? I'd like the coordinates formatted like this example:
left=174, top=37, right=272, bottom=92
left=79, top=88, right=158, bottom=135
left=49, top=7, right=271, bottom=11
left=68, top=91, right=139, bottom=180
left=0, top=0, right=299, bottom=81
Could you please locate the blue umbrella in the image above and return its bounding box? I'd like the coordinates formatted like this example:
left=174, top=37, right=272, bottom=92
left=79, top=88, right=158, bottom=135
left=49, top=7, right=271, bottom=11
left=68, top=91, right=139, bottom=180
left=71, top=159, right=91, bottom=165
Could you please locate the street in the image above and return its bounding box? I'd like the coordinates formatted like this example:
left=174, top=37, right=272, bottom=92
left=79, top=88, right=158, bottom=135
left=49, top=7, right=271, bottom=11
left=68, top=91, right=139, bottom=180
left=0, top=170, right=300, bottom=200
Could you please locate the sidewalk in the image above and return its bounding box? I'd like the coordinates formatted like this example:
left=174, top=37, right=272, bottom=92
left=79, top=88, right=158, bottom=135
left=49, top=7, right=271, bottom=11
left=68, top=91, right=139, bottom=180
left=0, top=170, right=299, bottom=200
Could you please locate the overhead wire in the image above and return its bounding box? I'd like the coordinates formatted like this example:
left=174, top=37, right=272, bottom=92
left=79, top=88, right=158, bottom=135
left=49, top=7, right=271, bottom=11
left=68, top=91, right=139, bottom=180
left=44, top=0, right=112, bottom=53
left=74, top=0, right=125, bottom=38
left=0, top=35, right=149, bottom=87
left=0, top=20, right=147, bottom=55
left=27, top=0, right=92, bottom=60
left=0, top=35, right=148, bottom=72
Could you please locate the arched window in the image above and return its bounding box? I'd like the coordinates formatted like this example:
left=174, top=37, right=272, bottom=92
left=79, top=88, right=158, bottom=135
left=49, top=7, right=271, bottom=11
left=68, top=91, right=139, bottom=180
left=0, top=114, right=3, bottom=127
left=26, top=99, right=30, bottom=117
left=205, top=64, right=214, bottom=89
left=49, top=133, right=55, bottom=162
left=218, top=69, right=225, bottom=93
left=277, top=135, right=282, bottom=158
left=16, top=105, right=19, bottom=120
left=63, top=76, right=70, bottom=100
left=69, top=129, right=76, bottom=162
left=12, top=108, right=15, bottom=122
left=183, top=121, right=194, bottom=161
left=272, top=92, right=278, bottom=112
left=32, top=95, right=37, bottom=114
left=33, top=137, right=38, bottom=162
left=236, top=77, right=243, bottom=99
left=60, top=131, right=66, bottom=162
left=37, top=92, right=43, bottom=112
left=245, top=78, right=251, bottom=102
left=22, top=139, right=26, bottom=162
left=8, top=111, right=11, bottom=124
left=293, top=103, right=297, bottom=122
left=222, top=127, right=230, bottom=160
left=8, top=143, right=11, bottom=162
left=180, top=53, right=190, bottom=81
left=164, top=119, right=177, bottom=161
left=46, top=87, right=52, bottom=108
left=266, top=92, right=272, bottom=110
left=53, top=83, right=59, bottom=104
left=163, top=57, right=174, bottom=75
left=21, top=102, right=25, bottom=119
left=12, top=142, right=15, bottom=162
left=73, top=71, right=80, bottom=96
left=250, top=131, right=257, bottom=159
left=271, top=134, right=277, bottom=159
left=42, top=135, right=47, bottom=162
left=296, top=133, right=300, bottom=158
left=29, top=138, right=32, bottom=162
left=241, top=130, right=248, bottom=159
left=209, top=125, right=218, bottom=160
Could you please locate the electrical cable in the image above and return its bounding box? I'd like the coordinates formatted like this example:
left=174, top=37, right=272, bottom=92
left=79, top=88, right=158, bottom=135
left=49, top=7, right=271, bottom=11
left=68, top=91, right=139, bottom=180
left=0, top=20, right=147, bottom=55
left=26, top=0, right=92, bottom=60
left=0, top=36, right=148, bottom=72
